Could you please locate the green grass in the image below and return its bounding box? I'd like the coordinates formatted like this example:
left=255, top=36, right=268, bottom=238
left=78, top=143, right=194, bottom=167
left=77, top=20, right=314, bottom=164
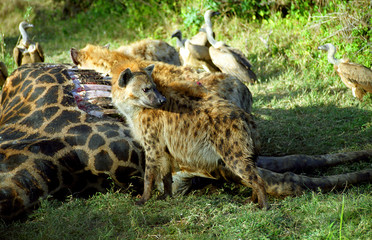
left=1, top=186, right=371, bottom=239
left=0, top=0, right=371, bottom=239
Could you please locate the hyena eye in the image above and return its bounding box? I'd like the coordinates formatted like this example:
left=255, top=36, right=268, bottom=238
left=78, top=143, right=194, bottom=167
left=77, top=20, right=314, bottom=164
left=142, top=87, right=151, bottom=93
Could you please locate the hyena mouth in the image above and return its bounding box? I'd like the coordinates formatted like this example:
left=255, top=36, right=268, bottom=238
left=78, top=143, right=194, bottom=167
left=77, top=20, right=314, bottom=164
left=141, top=94, right=166, bottom=109
left=141, top=101, right=164, bottom=109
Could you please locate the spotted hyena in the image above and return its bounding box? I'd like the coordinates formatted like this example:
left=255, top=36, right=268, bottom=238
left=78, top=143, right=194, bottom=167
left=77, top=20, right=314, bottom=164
left=115, top=39, right=181, bottom=66
left=111, top=62, right=268, bottom=209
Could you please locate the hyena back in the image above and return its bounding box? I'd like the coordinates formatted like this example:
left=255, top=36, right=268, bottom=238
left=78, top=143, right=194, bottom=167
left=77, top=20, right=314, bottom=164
left=111, top=63, right=268, bottom=209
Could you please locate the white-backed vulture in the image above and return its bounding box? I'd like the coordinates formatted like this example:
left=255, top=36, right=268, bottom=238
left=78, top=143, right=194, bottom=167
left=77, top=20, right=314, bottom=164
left=0, top=62, right=8, bottom=86
left=115, top=39, right=181, bottom=66
left=171, top=29, right=220, bottom=72
left=13, top=21, right=44, bottom=67
left=204, top=10, right=257, bottom=84
left=318, top=43, right=372, bottom=100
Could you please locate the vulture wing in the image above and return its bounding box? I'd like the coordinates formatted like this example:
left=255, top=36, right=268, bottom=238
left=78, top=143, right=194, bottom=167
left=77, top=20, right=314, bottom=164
left=35, top=42, right=45, bottom=62
left=189, top=31, right=209, bottom=47
left=338, top=62, right=372, bottom=92
left=186, top=41, right=211, bottom=61
left=13, top=47, right=23, bottom=67
left=209, top=45, right=257, bottom=84
left=227, top=46, right=253, bottom=69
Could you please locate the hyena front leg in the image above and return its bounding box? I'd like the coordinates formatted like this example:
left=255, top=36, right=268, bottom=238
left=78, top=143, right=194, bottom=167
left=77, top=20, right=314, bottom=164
left=156, top=153, right=173, bottom=200
left=136, top=158, right=157, bottom=205
left=136, top=153, right=173, bottom=204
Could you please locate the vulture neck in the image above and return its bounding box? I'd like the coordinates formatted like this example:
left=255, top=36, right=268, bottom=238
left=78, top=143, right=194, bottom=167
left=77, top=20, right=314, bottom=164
left=175, top=34, right=185, bottom=48
left=204, top=13, right=218, bottom=47
left=19, top=24, right=30, bottom=47
left=326, top=44, right=341, bottom=65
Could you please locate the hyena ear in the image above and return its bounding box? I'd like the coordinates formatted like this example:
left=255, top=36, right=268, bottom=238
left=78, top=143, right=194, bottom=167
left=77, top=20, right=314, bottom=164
left=70, top=48, right=80, bottom=65
left=118, top=68, right=133, bottom=88
left=144, top=64, right=155, bottom=76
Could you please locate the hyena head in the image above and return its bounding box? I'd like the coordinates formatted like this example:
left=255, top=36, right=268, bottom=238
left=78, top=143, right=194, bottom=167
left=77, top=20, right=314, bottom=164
left=112, top=64, right=166, bottom=114
left=70, top=44, right=128, bottom=74
left=70, top=45, right=91, bottom=66
left=70, top=45, right=101, bottom=72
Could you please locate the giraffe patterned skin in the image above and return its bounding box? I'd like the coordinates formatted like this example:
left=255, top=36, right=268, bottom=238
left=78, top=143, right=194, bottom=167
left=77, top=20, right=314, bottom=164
left=0, top=63, right=145, bottom=220
left=0, top=63, right=371, bottom=220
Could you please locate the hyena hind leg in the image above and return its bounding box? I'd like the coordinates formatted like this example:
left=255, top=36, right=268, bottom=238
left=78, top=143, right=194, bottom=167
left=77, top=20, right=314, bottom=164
left=227, top=160, right=269, bottom=210
left=157, top=171, right=173, bottom=200
left=137, top=156, right=173, bottom=205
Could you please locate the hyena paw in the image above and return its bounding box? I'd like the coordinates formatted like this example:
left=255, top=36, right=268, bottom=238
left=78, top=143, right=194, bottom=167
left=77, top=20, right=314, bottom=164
left=157, top=193, right=171, bottom=201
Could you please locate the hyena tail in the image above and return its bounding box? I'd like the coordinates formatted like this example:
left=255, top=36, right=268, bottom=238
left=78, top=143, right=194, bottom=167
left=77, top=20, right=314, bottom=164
left=257, top=150, right=372, bottom=173
left=260, top=168, right=372, bottom=197
left=171, top=167, right=371, bottom=199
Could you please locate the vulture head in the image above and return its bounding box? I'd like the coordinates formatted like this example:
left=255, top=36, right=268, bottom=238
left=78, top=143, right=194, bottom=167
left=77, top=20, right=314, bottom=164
left=204, top=10, right=220, bottom=22
left=19, top=21, right=34, bottom=47
left=19, top=21, right=34, bottom=30
left=171, top=29, right=185, bottom=48
left=318, top=43, right=341, bottom=65
left=171, top=30, right=182, bottom=41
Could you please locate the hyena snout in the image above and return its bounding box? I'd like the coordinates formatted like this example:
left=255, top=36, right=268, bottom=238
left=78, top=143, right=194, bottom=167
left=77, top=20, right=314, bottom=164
left=149, top=88, right=166, bottom=108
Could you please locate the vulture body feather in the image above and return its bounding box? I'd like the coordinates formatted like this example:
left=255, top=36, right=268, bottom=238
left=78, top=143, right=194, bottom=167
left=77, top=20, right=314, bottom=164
left=204, top=10, right=257, bottom=84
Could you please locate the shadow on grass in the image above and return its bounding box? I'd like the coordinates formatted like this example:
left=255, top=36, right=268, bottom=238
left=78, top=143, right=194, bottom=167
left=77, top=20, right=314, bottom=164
left=249, top=51, right=293, bottom=84
left=252, top=100, right=371, bottom=156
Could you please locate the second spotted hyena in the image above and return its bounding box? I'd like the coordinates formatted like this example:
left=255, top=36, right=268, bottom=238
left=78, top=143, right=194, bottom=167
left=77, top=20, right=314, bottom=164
left=70, top=44, right=253, bottom=113
left=111, top=62, right=268, bottom=209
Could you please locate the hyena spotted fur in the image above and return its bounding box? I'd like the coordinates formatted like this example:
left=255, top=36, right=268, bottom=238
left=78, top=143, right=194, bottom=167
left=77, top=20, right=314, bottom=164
left=70, top=44, right=253, bottom=113
left=115, top=39, right=182, bottom=66
left=111, top=62, right=268, bottom=208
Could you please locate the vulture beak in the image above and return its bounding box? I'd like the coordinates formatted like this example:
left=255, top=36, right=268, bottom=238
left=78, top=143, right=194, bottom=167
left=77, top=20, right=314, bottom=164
left=211, top=11, right=220, bottom=17
left=318, top=45, right=327, bottom=51
left=25, top=23, right=34, bottom=29
left=171, top=30, right=181, bottom=39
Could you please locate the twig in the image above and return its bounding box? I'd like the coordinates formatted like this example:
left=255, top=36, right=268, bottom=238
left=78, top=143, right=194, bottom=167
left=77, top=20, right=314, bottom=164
left=320, top=26, right=352, bottom=42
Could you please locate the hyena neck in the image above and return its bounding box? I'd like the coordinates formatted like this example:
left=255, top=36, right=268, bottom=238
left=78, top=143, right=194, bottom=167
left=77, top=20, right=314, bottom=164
left=115, top=103, right=143, bottom=132
left=125, top=110, right=148, bottom=143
